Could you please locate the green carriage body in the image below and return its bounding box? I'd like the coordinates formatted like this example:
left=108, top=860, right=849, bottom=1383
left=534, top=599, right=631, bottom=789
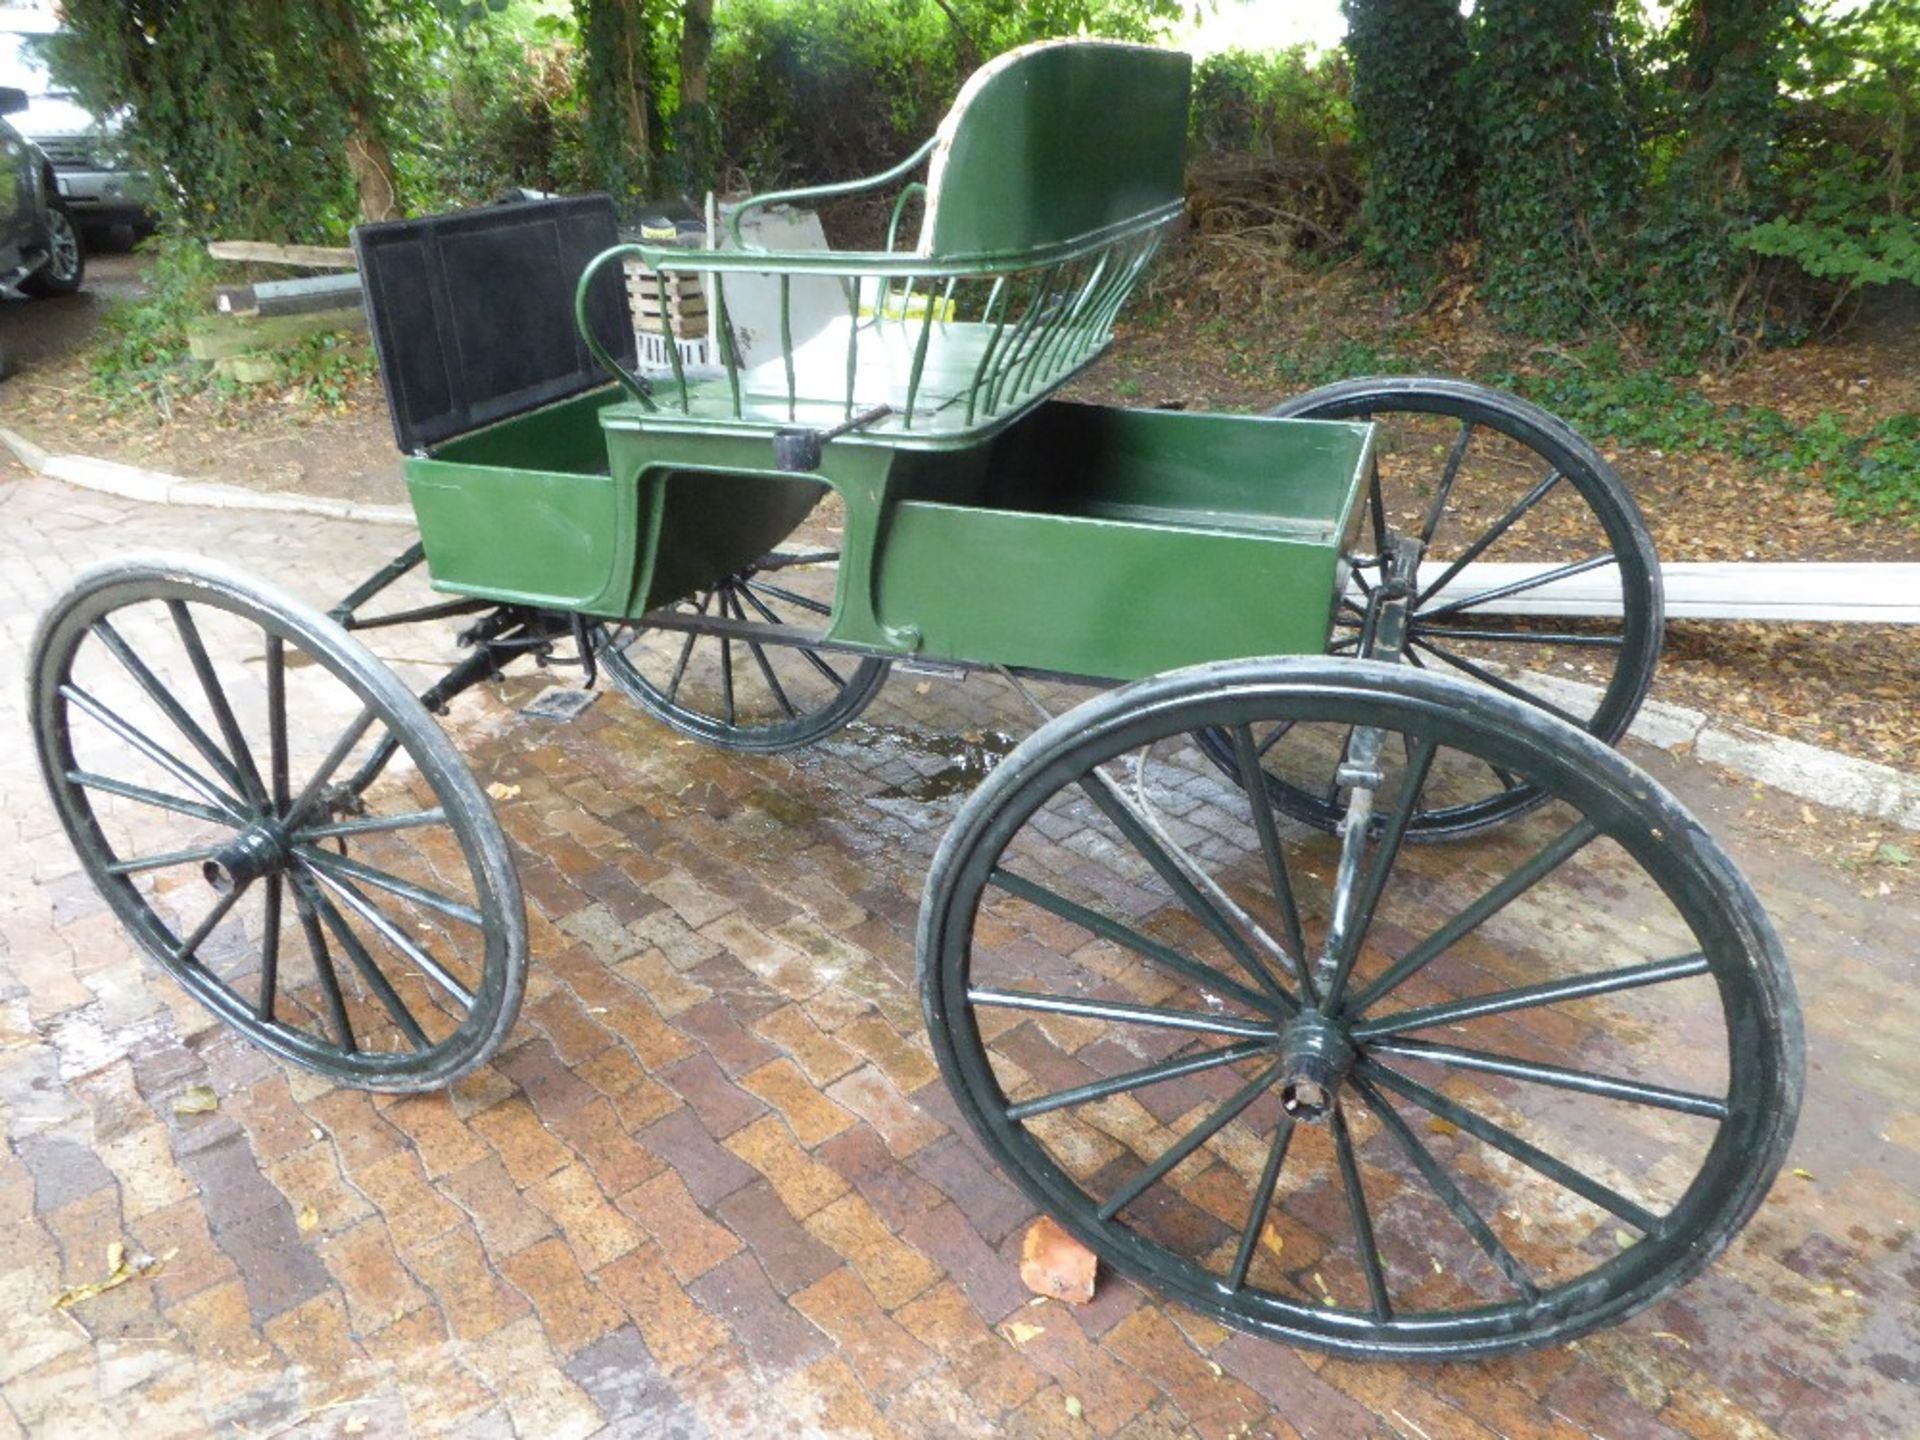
left=395, top=38, right=1373, bottom=683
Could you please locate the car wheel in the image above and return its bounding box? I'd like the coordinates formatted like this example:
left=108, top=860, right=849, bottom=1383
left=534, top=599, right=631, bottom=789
left=22, top=201, right=85, bottom=298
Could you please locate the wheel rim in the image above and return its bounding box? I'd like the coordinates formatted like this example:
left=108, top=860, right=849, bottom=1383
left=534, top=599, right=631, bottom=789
left=922, top=659, right=1798, bottom=1359
left=599, top=549, right=888, bottom=753
left=32, top=561, right=526, bottom=1089
left=1210, top=380, right=1662, bottom=840
left=46, top=207, right=80, bottom=283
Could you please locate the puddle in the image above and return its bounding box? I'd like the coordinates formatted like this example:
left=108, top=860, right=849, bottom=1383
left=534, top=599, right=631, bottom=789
left=833, top=720, right=1022, bottom=803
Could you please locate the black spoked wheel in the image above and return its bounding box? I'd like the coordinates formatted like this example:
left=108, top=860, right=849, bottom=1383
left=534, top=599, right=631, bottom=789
left=598, top=549, right=889, bottom=753
left=921, top=658, right=1799, bottom=1360
left=1203, top=378, right=1663, bottom=841
left=31, top=556, right=526, bottom=1091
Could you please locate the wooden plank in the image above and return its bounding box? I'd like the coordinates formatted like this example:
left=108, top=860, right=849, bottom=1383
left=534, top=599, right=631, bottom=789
left=1403, top=562, right=1920, bottom=623
left=186, top=306, right=368, bottom=361
left=206, top=241, right=357, bottom=269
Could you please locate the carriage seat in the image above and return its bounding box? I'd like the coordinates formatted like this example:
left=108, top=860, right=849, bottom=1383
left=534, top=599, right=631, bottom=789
left=589, top=39, right=1193, bottom=449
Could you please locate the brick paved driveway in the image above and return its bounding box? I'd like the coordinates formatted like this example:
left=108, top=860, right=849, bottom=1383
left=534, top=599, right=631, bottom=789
left=0, top=465, right=1914, bottom=1439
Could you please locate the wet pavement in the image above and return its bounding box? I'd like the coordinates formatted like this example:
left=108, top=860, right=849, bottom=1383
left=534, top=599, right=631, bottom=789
left=0, top=249, right=145, bottom=377
left=0, top=462, right=1914, bottom=1438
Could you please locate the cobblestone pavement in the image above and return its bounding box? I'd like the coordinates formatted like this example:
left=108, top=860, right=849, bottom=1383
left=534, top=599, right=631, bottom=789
left=0, top=465, right=1914, bottom=1439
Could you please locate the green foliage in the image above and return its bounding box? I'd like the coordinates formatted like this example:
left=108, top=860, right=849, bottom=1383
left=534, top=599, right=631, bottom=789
left=1190, top=46, right=1351, bottom=162
left=1340, top=0, right=1474, bottom=285
left=1471, top=0, right=1639, bottom=336
left=1732, top=0, right=1920, bottom=300
left=1499, top=346, right=1920, bottom=524
left=84, top=237, right=222, bottom=406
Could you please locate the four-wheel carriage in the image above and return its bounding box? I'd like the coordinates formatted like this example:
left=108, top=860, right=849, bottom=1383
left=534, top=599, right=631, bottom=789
left=31, top=40, right=1800, bottom=1361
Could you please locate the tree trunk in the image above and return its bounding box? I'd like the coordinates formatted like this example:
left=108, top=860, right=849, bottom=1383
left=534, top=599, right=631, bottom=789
left=575, top=0, right=655, bottom=201
left=316, top=0, right=401, bottom=223
left=671, top=0, right=717, bottom=193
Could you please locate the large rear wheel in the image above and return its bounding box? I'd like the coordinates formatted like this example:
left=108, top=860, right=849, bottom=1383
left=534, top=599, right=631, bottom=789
left=1205, top=379, right=1662, bottom=840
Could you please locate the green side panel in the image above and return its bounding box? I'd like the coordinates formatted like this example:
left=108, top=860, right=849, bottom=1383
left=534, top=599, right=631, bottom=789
left=926, top=43, right=1190, bottom=260
left=873, top=404, right=1371, bottom=679
left=407, top=387, right=639, bottom=613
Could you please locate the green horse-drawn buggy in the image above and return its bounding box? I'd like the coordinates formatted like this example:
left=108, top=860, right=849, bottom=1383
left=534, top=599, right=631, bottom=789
left=31, top=42, right=1800, bottom=1360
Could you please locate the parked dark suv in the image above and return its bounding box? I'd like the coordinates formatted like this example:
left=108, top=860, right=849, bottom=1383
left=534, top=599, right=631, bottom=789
left=1, top=83, right=82, bottom=377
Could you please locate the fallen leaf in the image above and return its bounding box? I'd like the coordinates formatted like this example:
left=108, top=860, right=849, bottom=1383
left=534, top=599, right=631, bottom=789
left=1614, top=1230, right=1636, bottom=1250
left=1064, top=1396, right=1084, bottom=1420
left=1005, top=1321, right=1045, bottom=1345
left=172, top=1085, right=218, bottom=1115
left=343, top=1417, right=368, bottom=1435
left=297, top=1205, right=319, bottom=1234
left=1792, top=1167, right=1815, bottom=1180
left=52, top=1249, right=162, bottom=1309
left=1425, top=1117, right=1459, bottom=1137
left=1875, top=842, right=1912, bottom=867
left=485, top=781, right=521, bottom=801
left=1650, top=1331, right=1692, bottom=1349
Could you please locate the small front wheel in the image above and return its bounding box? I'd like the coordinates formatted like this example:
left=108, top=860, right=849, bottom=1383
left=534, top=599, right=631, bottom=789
left=32, top=555, right=527, bottom=1091
left=921, top=657, right=1798, bottom=1359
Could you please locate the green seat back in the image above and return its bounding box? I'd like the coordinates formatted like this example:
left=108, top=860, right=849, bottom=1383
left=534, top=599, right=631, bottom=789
left=920, top=40, right=1191, bottom=263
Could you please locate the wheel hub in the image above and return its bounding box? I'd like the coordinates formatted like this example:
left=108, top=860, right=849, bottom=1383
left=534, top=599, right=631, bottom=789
left=204, top=822, right=290, bottom=895
left=1274, top=1011, right=1357, bottom=1122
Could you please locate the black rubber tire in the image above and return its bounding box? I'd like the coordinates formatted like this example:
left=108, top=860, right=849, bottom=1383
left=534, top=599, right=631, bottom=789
left=22, top=201, right=85, bottom=298
left=31, top=554, right=526, bottom=1091
left=920, top=656, right=1799, bottom=1360
left=1207, top=377, right=1663, bottom=841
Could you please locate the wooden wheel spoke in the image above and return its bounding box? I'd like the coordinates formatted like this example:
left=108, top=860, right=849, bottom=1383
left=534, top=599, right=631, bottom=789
left=1420, top=553, right=1618, bottom=623
left=61, top=683, right=246, bottom=820
left=1412, top=623, right=1625, bottom=649
left=1350, top=1074, right=1539, bottom=1302
left=1077, top=770, right=1296, bottom=1014
left=988, top=868, right=1273, bottom=1014
left=1332, top=1102, right=1393, bottom=1319
left=1367, top=1037, right=1729, bottom=1119
left=1350, top=953, right=1711, bottom=1041
left=1226, top=1116, right=1296, bottom=1291
left=1418, top=419, right=1475, bottom=547
left=297, top=845, right=483, bottom=928
left=295, top=871, right=432, bottom=1051
left=299, top=860, right=476, bottom=1012
left=296, top=809, right=446, bottom=841
left=92, top=619, right=253, bottom=804
left=265, top=633, right=290, bottom=811
left=1227, top=724, right=1311, bottom=995
left=290, top=876, right=356, bottom=1052
left=745, top=579, right=833, bottom=617
left=173, top=880, right=249, bottom=964
left=1358, top=1059, right=1664, bottom=1235
left=1345, top=818, right=1599, bottom=1016
left=1409, top=638, right=1590, bottom=731
left=283, top=706, right=378, bottom=831
left=663, top=591, right=715, bottom=703
left=966, top=987, right=1277, bottom=1039
left=104, top=842, right=224, bottom=876
left=1414, top=468, right=1565, bottom=607
left=1097, top=1060, right=1282, bottom=1220
left=1007, top=1040, right=1270, bottom=1122
left=258, top=874, right=282, bottom=1022
left=66, top=769, right=234, bottom=826
left=168, top=600, right=268, bottom=807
